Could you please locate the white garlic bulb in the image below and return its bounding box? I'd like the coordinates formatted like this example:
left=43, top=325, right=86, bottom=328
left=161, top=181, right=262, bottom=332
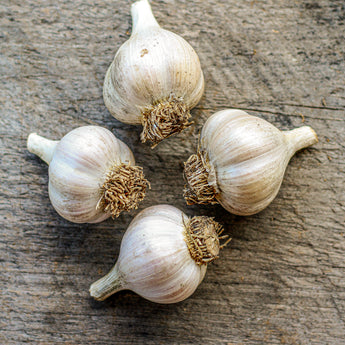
left=184, top=109, right=318, bottom=216
left=27, top=126, right=149, bottom=223
left=89, top=205, right=228, bottom=304
left=103, top=0, right=204, bottom=147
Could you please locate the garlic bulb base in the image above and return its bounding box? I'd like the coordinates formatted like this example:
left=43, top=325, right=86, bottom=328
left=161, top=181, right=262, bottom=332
left=90, top=264, right=124, bottom=301
left=140, top=96, right=192, bottom=147
left=27, top=133, right=59, bottom=165
left=184, top=216, right=226, bottom=265
left=97, top=164, right=150, bottom=218
left=183, top=150, right=219, bottom=205
left=284, top=126, right=318, bottom=154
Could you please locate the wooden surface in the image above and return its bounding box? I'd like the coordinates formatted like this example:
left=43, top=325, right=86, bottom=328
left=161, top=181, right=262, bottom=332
left=1, top=0, right=344, bottom=344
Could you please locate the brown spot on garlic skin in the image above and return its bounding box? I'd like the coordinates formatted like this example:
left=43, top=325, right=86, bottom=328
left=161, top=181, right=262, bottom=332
left=140, top=48, right=149, bottom=57
left=97, top=163, right=150, bottom=218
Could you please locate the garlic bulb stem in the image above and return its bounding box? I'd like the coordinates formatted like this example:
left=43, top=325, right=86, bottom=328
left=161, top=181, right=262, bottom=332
left=90, top=264, right=124, bottom=301
left=131, top=0, right=159, bottom=35
left=284, top=126, right=318, bottom=154
left=27, top=133, right=58, bottom=165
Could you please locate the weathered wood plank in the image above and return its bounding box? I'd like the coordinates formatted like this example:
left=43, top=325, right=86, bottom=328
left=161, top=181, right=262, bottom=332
left=1, top=0, right=344, bottom=344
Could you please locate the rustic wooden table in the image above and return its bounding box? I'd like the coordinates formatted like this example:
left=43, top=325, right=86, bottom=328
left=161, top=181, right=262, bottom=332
left=1, top=0, right=344, bottom=344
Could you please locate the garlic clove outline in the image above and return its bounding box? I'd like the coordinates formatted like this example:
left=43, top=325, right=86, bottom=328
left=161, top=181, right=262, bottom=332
left=184, top=109, right=318, bottom=216
left=89, top=205, right=229, bottom=304
left=103, top=0, right=205, bottom=147
left=27, top=126, right=150, bottom=223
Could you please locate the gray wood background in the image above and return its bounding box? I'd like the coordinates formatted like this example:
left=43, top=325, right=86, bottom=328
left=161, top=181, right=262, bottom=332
left=1, top=0, right=344, bottom=344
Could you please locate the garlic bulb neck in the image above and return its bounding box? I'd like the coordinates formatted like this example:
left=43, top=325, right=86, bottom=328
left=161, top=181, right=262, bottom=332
left=90, top=264, right=124, bottom=301
left=184, top=150, right=219, bottom=206
left=97, top=164, right=149, bottom=218
left=140, top=95, right=192, bottom=147
left=131, top=0, right=159, bottom=35
left=284, top=126, right=318, bottom=155
left=184, top=216, right=225, bottom=265
left=27, top=133, right=59, bottom=165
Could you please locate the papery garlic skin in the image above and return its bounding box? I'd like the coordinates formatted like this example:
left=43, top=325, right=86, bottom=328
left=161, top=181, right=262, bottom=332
left=184, top=109, right=318, bottom=216
left=90, top=205, right=225, bottom=304
left=103, top=0, right=204, bottom=146
left=27, top=126, right=149, bottom=223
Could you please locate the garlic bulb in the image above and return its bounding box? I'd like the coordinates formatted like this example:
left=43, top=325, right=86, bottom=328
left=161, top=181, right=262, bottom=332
left=103, top=0, right=204, bottom=147
left=27, top=126, right=149, bottom=223
left=184, top=109, right=318, bottom=216
left=90, top=205, right=228, bottom=304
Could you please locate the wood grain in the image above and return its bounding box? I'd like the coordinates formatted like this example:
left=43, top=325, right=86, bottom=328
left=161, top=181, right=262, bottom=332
left=1, top=0, right=344, bottom=344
